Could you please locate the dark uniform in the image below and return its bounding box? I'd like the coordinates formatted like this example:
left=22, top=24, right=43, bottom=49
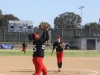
left=32, top=31, right=49, bottom=75
left=53, top=42, right=63, bottom=52
left=53, top=41, right=64, bottom=71
left=22, top=42, right=27, bottom=54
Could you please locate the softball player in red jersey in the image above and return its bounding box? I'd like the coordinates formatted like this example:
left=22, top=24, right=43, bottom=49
left=51, top=36, right=64, bottom=72
left=28, top=28, right=49, bottom=75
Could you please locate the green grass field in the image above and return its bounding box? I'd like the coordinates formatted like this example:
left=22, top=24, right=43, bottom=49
left=0, top=49, right=100, bottom=57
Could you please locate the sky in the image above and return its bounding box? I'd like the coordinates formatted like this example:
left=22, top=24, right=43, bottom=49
left=0, top=0, right=100, bottom=28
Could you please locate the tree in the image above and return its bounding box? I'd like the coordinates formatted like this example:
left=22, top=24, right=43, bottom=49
left=0, top=13, right=19, bottom=27
left=38, top=22, right=51, bottom=29
left=54, top=12, right=81, bottom=29
left=0, top=9, right=2, bottom=14
left=0, top=13, right=4, bottom=27
left=84, top=22, right=99, bottom=29
left=34, top=26, right=38, bottom=28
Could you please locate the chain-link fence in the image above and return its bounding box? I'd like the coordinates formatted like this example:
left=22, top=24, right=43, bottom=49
left=0, top=27, right=100, bottom=45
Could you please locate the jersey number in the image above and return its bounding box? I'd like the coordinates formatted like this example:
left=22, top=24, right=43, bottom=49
left=42, top=45, right=45, bottom=49
left=33, top=45, right=45, bottom=52
left=33, top=45, right=37, bottom=52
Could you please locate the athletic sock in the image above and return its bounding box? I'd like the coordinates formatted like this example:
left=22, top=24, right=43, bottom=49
left=59, top=62, right=62, bottom=68
left=57, top=63, right=60, bottom=68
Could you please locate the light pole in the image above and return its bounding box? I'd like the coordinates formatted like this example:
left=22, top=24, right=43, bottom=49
left=78, top=6, right=85, bottom=29
left=4, top=12, right=7, bottom=43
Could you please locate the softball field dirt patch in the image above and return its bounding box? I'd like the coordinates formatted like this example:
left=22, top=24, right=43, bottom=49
left=0, top=56, right=100, bottom=75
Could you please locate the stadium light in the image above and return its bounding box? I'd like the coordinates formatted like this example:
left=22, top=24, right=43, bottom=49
left=78, top=6, right=85, bottom=29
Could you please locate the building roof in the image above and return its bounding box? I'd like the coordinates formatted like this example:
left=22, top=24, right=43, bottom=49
left=73, top=36, right=100, bottom=38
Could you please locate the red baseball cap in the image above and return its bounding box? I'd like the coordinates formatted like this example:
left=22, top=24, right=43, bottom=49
left=35, top=32, right=39, bottom=37
left=35, top=32, right=39, bottom=35
left=33, top=32, right=39, bottom=40
left=56, top=36, right=60, bottom=38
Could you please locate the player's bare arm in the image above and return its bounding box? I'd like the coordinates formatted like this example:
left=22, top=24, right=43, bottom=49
left=51, top=43, right=56, bottom=55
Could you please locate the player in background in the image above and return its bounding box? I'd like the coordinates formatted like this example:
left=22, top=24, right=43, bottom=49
left=22, top=41, right=27, bottom=54
left=28, top=27, right=49, bottom=75
left=66, top=42, right=70, bottom=50
left=51, top=36, right=64, bottom=72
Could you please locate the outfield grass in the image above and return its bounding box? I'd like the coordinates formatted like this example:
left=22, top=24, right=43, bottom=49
left=0, top=49, right=100, bottom=57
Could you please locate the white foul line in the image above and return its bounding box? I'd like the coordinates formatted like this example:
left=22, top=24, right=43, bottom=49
left=48, top=68, right=98, bottom=75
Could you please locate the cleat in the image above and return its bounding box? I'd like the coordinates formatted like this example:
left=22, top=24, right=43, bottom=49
left=58, top=69, right=61, bottom=72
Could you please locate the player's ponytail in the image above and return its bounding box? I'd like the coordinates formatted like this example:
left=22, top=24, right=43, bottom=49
left=28, top=33, right=34, bottom=41
left=28, top=32, right=39, bottom=41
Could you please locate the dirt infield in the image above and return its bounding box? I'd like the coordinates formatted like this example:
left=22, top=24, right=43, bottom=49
left=0, top=56, right=100, bottom=75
